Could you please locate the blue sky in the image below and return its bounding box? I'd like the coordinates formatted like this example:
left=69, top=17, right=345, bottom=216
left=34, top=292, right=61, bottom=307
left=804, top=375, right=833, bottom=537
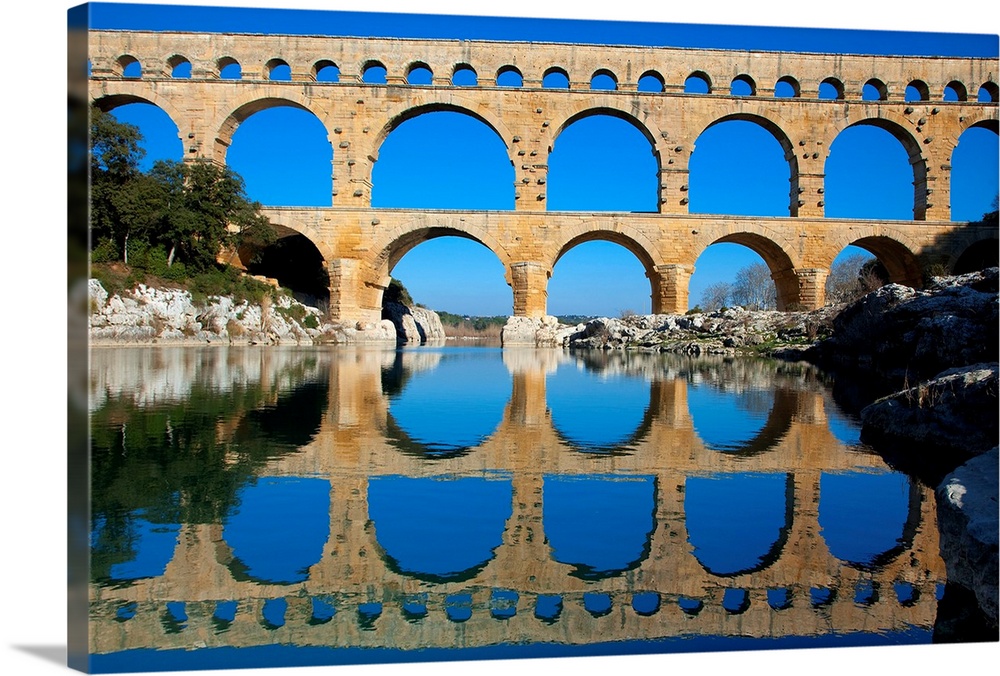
left=93, top=1, right=999, bottom=316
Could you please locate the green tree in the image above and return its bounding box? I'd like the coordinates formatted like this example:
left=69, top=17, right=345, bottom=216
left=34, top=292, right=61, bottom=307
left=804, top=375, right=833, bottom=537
left=90, top=106, right=147, bottom=262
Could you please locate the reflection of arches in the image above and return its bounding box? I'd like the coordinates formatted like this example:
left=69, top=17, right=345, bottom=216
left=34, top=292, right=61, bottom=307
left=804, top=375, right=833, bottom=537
left=688, top=384, right=797, bottom=456
left=547, top=367, right=655, bottom=454
left=819, top=470, right=921, bottom=570
left=543, top=475, right=657, bottom=580
left=223, top=477, right=330, bottom=585
left=91, top=512, right=180, bottom=584
left=368, top=476, right=513, bottom=583
left=237, top=381, right=329, bottom=449
left=686, top=473, right=793, bottom=577
left=384, top=351, right=510, bottom=457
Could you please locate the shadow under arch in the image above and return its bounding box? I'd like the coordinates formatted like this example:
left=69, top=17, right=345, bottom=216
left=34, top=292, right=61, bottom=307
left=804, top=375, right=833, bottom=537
left=698, top=232, right=801, bottom=310
left=685, top=472, right=794, bottom=577
left=828, top=117, right=928, bottom=220
left=840, top=235, right=923, bottom=288
left=688, top=385, right=799, bottom=457
left=696, top=112, right=800, bottom=214
left=952, top=237, right=999, bottom=274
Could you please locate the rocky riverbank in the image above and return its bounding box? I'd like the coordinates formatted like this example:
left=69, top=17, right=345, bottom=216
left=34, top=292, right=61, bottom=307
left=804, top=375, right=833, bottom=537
left=87, top=279, right=444, bottom=346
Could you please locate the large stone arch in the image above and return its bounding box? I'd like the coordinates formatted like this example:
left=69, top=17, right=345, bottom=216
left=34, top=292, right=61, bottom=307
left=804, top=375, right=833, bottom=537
left=547, top=101, right=665, bottom=163
left=90, top=91, right=187, bottom=148
left=693, top=111, right=800, bottom=216
left=211, top=90, right=334, bottom=165
left=364, top=218, right=514, bottom=312
left=824, top=111, right=930, bottom=220
left=694, top=229, right=802, bottom=310
left=826, top=232, right=924, bottom=289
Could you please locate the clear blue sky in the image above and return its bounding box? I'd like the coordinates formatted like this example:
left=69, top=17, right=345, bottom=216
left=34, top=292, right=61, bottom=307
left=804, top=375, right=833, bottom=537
left=93, top=1, right=999, bottom=316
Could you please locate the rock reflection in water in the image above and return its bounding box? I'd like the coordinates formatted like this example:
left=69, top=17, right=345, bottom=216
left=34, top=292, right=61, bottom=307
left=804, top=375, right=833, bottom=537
left=88, top=346, right=946, bottom=667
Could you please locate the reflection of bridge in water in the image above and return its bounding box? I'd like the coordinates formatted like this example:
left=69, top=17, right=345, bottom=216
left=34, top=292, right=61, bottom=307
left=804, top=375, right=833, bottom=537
left=89, top=348, right=945, bottom=655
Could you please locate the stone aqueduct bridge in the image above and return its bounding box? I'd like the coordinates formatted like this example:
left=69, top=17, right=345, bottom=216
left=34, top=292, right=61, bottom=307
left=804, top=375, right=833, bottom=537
left=89, top=30, right=999, bottom=321
left=90, top=351, right=945, bottom=654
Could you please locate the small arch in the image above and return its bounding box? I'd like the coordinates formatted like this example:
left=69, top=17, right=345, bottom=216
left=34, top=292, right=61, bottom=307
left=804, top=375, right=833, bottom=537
left=862, top=78, right=888, bottom=101
left=217, top=56, right=241, bottom=80
left=266, top=58, right=291, bottom=81
left=313, top=60, right=339, bottom=82
left=637, top=71, right=664, bottom=93
left=944, top=80, right=968, bottom=101
left=774, top=76, right=799, bottom=98
left=953, top=239, right=999, bottom=275
left=819, top=77, right=844, bottom=100
left=590, top=69, right=617, bottom=91
left=495, top=65, right=522, bottom=87
left=905, top=80, right=930, bottom=102
left=685, top=71, right=711, bottom=94
left=697, top=233, right=800, bottom=310
left=117, top=55, right=141, bottom=78
left=543, top=67, right=570, bottom=89
left=731, top=74, right=756, bottom=96
left=978, top=82, right=999, bottom=102
left=406, top=62, right=433, bottom=85
left=167, top=55, right=191, bottom=79
left=452, top=64, right=477, bottom=87
left=362, top=60, right=387, bottom=84
left=845, top=236, right=923, bottom=288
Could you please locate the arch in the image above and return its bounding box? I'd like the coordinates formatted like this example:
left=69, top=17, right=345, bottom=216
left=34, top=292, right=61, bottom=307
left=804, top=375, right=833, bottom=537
left=837, top=235, right=923, bottom=288
left=686, top=473, right=793, bottom=577
left=688, top=380, right=798, bottom=455
left=361, top=60, right=387, bottom=84
left=543, top=67, right=570, bottom=89
left=685, top=71, right=711, bottom=94
left=368, top=473, right=513, bottom=584
left=906, top=80, right=930, bottom=101
left=371, top=101, right=514, bottom=164
left=826, top=117, right=927, bottom=220
left=452, top=63, right=477, bottom=86
left=266, top=58, right=291, bottom=81
left=241, top=233, right=332, bottom=309
left=166, top=54, right=190, bottom=78
left=696, top=232, right=801, bottom=310
left=774, top=75, right=799, bottom=98
left=546, top=107, right=661, bottom=212
left=950, top=123, right=999, bottom=221
left=637, top=70, right=664, bottom=93
left=117, top=54, right=141, bottom=78
left=90, top=94, right=186, bottom=169
left=552, top=227, right=661, bottom=277
left=944, top=80, right=968, bottom=101
left=862, top=78, right=888, bottom=101
left=590, top=69, right=618, bottom=91
left=217, top=56, right=241, bottom=79
left=213, top=93, right=331, bottom=164
left=953, top=239, right=999, bottom=274
left=371, top=107, right=516, bottom=210
left=495, top=65, right=522, bottom=87
left=979, top=81, right=999, bottom=103
left=690, top=113, right=799, bottom=217
left=406, top=61, right=433, bottom=85
left=731, top=74, right=756, bottom=96
left=819, top=77, right=844, bottom=100
left=313, top=59, right=339, bottom=82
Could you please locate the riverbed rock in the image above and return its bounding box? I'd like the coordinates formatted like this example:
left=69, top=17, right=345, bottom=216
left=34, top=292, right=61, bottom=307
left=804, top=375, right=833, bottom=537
left=501, top=315, right=578, bottom=347
left=936, top=447, right=999, bottom=628
left=859, top=363, right=999, bottom=459
left=382, top=301, right=446, bottom=344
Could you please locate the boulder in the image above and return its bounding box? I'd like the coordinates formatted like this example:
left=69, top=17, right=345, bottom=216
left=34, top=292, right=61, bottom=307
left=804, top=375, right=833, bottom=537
left=382, top=301, right=446, bottom=344
left=936, top=447, right=999, bottom=628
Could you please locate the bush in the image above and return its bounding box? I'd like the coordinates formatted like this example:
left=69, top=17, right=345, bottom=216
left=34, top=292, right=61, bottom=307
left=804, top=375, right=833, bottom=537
left=91, top=238, right=119, bottom=264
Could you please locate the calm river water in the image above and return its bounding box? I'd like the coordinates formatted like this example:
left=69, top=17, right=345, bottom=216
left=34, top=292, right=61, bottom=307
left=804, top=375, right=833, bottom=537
left=87, top=346, right=946, bottom=672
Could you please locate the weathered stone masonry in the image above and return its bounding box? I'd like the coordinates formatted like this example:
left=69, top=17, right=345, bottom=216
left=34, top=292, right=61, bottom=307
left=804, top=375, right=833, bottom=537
left=88, top=29, right=999, bottom=321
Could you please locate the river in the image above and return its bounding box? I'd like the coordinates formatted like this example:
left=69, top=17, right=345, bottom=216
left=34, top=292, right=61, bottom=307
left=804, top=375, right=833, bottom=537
left=86, top=345, right=948, bottom=672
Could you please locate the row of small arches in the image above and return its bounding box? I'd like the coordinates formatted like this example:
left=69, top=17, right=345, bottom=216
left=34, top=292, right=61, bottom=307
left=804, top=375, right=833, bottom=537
left=115, top=580, right=934, bottom=633
left=108, top=53, right=1000, bottom=103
